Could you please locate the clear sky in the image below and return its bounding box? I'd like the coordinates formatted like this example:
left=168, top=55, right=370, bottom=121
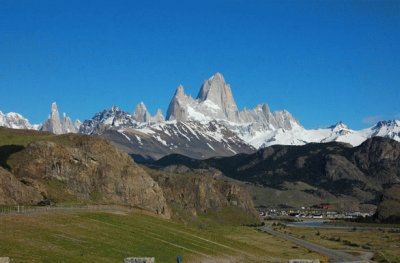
left=0, top=0, right=399, bottom=129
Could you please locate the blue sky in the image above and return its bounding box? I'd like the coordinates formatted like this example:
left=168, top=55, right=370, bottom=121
left=0, top=0, right=399, bottom=129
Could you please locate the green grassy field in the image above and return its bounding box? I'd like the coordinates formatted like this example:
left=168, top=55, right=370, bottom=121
left=0, top=210, right=325, bottom=263
left=0, top=127, right=68, bottom=147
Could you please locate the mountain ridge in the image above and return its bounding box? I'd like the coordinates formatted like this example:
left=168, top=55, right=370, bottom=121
left=1, top=73, right=399, bottom=161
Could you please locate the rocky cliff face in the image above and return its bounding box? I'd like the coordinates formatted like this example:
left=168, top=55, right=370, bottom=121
left=1, top=132, right=170, bottom=217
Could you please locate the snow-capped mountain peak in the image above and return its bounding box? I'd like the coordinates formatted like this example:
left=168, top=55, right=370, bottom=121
left=329, top=121, right=349, bottom=131
left=0, top=111, right=37, bottom=130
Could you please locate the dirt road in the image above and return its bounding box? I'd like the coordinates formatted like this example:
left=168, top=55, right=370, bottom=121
left=259, top=225, right=370, bottom=262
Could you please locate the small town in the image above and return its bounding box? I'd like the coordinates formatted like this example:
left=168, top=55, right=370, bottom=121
left=258, top=206, right=374, bottom=220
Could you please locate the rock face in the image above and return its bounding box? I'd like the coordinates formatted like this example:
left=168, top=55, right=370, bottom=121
left=41, top=102, right=80, bottom=134
left=374, top=184, right=400, bottom=222
left=1, top=133, right=170, bottom=217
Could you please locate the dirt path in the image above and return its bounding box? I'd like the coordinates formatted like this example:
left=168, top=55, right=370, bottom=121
left=259, top=225, right=370, bottom=262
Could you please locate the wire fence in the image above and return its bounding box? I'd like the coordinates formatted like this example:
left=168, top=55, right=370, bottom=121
left=0, top=204, right=130, bottom=216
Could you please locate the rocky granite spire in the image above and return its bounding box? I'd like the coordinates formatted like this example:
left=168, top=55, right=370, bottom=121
left=197, top=72, right=239, bottom=122
left=133, top=102, right=151, bottom=123
left=152, top=108, right=165, bottom=123
left=41, top=102, right=79, bottom=134
left=166, top=85, right=192, bottom=121
left=62, top=112, right=77, bottom=133
left=41, top=102, right=62, bottom=134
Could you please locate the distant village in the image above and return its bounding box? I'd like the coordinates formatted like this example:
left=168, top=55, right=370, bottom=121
left=258, top=204, right=374, bottom=219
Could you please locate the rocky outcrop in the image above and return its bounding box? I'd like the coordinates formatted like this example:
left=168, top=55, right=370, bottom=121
left=41, top=102, right=80, bottom=134
left=0, top=167, right=42, bottom=205
left=2, top=134, right=170, bottom=217
left=147, top=167, right=259, bottom=221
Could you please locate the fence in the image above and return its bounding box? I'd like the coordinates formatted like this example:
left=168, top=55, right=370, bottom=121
left=0, top=204, right=130, bottom=216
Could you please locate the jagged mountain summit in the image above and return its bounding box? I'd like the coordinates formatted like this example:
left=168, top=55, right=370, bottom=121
left=40, top=102, right=81, bottom=134
left=165, top=72, right=300, bottom=129
left=167, top=73, right=240, bottom=122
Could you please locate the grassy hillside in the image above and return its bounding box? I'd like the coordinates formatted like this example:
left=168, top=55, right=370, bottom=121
left=0, top=127, right=95, bottom=170
left=0, top=210, right=325, bottom=263
left=0, top=127, right=86, bottom=147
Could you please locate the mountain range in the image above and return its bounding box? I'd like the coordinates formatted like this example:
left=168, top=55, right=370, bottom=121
left=1, top=72, right=399, bottom=161
left=153, top=136, right=400, bottom=214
